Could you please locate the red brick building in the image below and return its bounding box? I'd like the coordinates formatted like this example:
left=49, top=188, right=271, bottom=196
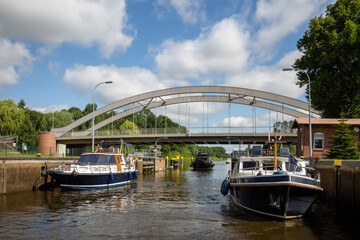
left=292, top=118, right=360, bottom=159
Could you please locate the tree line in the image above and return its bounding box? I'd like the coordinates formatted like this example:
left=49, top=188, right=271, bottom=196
left=0, top=99, right=228, bottom=159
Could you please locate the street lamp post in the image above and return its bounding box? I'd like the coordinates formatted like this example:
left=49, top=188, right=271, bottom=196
left=283, top=68, right=312, bottom=159
left=92, top=81, right=113, bottom=152
left=52, top=107, right=55, bottom=129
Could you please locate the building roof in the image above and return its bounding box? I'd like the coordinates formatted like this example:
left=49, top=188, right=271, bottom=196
left=292, top=118, right=360, bottom=128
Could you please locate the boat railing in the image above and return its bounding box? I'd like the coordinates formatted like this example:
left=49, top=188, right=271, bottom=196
left=46, top=160, right=77, bottom=172
left=230, top=164, right=320, bottom=180
left=47, top=160, right=117, bottom=174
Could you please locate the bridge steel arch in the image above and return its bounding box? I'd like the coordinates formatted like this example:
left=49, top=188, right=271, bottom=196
left=52, top=86, right=320, bottom=137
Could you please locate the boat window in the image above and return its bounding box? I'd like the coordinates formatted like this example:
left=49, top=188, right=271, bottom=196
left=314, top=133, right=324, bottom=150
left=242, top=161, right=258, bottom=169
left=77, top=154, right=115, bottom=165
left=285, top=162, right=302, bottom=172
left=97, top=155, right=116, bottom=164
left=263, top=162, right=274, bottom=171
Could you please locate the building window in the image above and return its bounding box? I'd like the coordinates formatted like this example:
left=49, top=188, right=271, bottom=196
left=314, top=133, right=324, bottom=150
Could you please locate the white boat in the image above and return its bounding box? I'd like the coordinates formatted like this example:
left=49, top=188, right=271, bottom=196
left=46, top=141, right=137, bottom=190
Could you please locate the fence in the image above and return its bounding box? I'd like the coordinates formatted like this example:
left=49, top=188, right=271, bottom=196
left=0, top=144, right=86, bottom=157
left=62, top=126, right=297, bottom=137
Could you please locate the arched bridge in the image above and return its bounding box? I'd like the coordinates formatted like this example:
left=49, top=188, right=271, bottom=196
left=53, top=86, right=319, bottom=145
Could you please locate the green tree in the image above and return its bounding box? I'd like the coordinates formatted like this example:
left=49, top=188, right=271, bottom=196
left=55, top=110, right=73, bottom=128
left=273, top=120, right=294, bottom=133
left=119, top=120, right=140, bottom=134
left=294, top=0, right=360, bottom=118
left=82, top=103, right=94, bottom=116
left=68, top=107, right=83, bottom=121
left=0, top=99, right=25, bottom=135
left=329, top=118, right=360, bottom=159
left=18, top=115, right=39, bottom=145
left=17, top=99, right=25, bottom=109
left=39, top=116, right=50, bottom=131
left=26, top=109, right=43, bottom=131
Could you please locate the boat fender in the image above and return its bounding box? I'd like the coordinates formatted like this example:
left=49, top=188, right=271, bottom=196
left=41, top=170, right=47, bottom=177
left=220, top=179, right=230, bottom=196
left=110, top=172, right=114, bottom=181
left=134, top=171, right=137, bottom=178
left=71, top=170, right=78, bottom=177
left=129, top=172, right=132, bottom=179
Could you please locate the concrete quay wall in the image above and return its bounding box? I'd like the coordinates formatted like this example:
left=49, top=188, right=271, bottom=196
left=1, top=159, right=75, bottom=195
left=1, top=158, right=167, bottom=195
left=316, top=164, right=360, bottom=220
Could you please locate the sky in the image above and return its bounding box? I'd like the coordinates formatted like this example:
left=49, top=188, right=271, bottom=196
left=0, top=0, right=334, bottom=144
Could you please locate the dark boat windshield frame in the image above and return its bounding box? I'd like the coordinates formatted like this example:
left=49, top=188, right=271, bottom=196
left=77, top=154, right=116, bottom=165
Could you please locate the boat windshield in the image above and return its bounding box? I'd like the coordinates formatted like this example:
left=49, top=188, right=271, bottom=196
left=242, top=161, right=258, bottom=169
left=77, top=154, right=116, bottom=165
left=285, top=162, right=302, bottom=172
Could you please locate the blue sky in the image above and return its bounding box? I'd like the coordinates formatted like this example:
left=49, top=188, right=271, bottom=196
left=0, top=0, right=333, bottom=135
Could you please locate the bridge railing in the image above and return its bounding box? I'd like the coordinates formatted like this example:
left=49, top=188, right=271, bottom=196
left=59, top=126, right=296, bottom=137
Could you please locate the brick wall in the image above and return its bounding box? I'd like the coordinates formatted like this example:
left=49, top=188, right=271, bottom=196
left=297, top=124, right=360, bottom=158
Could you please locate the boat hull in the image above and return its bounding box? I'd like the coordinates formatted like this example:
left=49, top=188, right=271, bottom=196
left=229, top=175, right=322, bottom=219
left=192, top=160, right=214, bottom=169
left=48, top=171, right=137, bottom=190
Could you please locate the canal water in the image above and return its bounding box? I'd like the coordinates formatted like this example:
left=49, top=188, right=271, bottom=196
left=0, top=161, right=359, bottom=239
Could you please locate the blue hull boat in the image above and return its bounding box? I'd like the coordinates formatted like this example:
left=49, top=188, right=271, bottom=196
left=47, top=144, right=137, bottom=190
left=50, top=170, right=137, bottom=190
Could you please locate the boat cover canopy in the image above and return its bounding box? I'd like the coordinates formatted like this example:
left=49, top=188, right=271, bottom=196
left=77, top=154, right=116, bottom=165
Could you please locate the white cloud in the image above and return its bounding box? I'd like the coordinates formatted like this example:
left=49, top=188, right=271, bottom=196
left=225, top=50, right=304, bottom=97
left=0, top=39, right=34, bottom=92
left=221, top=116, right=253, bottom=128
left=152, top=1, right=331, bottom=91
left=220, top=111, right=295, bottom=128
left=155, top=0, right=206, bottom=24
left=0, top=0, right=133, bottom=57
left=254, top=0, right=327, bottom=54
left=62, top=65, right=167, bottom=104
left=154, top=17, right=250, bottom=79
left=32, top=104, right=70, bottom=113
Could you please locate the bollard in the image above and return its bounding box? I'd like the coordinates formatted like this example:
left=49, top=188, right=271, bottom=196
left=334, top=160, right=342, bottom=208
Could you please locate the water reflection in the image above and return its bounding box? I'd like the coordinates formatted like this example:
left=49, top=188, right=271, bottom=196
left=0, top=161, right=359, bottom=239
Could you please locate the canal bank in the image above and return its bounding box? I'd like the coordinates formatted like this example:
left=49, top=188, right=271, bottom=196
left=0, top=158, right=76, bottom=194
left=0, top=157, right=167, bottom=194
left=316, top=161, right=360, bottom=221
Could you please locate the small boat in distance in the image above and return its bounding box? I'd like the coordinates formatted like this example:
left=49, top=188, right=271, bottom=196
left=191, top=152, right=215, bottom=169
left=226, top=158, right=231, bottom=164
left=46, top=141, right=137, bottom=190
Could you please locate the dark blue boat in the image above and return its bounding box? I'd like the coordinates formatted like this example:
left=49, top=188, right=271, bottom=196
left=222, top=156, right=323, bottom=219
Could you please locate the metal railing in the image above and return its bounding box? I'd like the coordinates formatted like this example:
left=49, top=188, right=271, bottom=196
left=230, top=163, right=319, bottom=180
left=60, top=126, right=297, bottom=137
